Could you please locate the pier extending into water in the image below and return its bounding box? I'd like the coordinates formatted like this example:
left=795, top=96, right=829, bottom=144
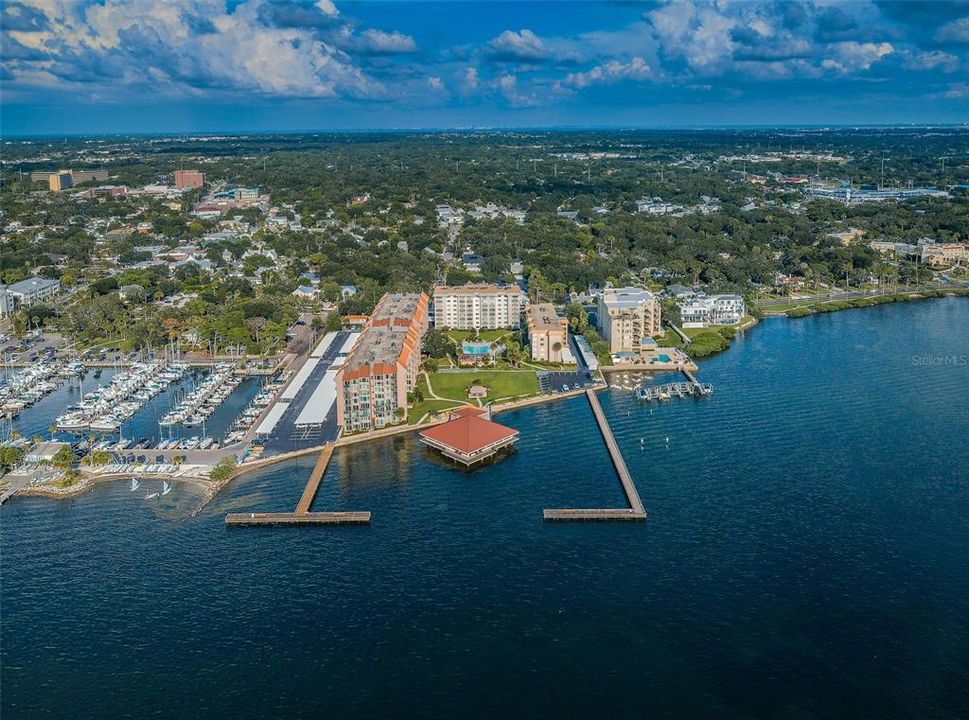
left=544, top=389, right=646, bottom=522
left=225, top=444, right=371, bottom=526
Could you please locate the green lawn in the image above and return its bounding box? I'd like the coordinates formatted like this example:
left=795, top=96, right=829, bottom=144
left=408, top=398, right=465, bottom=424
left=426, top=369, right=539, bottom=402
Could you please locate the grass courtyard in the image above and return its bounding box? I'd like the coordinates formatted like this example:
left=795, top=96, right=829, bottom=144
left=426, top=369, right=539, bottom=403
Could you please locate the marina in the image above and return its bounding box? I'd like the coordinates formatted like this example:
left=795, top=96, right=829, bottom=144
left=55, top=362, right=187, bottom=433
left=1, top=361, right=85, bottom=418
left=158, top=363, right=239, bottom=429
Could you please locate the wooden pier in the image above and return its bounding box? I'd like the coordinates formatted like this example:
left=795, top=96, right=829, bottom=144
left=225, top=511, right=371, bottom=526
left=225, top=444, right=371, bottom=527
left=543, top=389, right=646, bottom=522
left=294, top=445, right=332, bottom=514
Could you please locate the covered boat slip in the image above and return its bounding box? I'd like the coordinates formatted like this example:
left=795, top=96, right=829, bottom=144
left=280, top=357, right=319, bottom=400
left=294, top=370, right=338, bottom=427
left=254, top=400, right=291, bottom=436
left=310, top=331, right=339, bottom=359
left=338, top=333, right=360, bottom=354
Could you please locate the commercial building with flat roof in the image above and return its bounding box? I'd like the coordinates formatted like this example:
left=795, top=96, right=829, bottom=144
left=336, top=292, right=429, bottom=433
left=0, top=277, right=61, bottom=316
left=433, top=283, right=521, bottom=330
left=174, top=169, right=205, bottom=189
left=49, top=171, right=73, bottom=192
left=525, top=303, right=569, bottom=363
left=597, top=287, right=662, bottom=354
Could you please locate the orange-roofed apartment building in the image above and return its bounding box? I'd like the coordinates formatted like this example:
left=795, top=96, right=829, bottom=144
left=336, top=292, right=429, bottom=433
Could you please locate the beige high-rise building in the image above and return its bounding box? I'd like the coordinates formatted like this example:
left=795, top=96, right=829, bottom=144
left=597, top=287, right=661, bottom=354
left=48, top=171, right=73, bottom=192
left=526, top=303, right=569, bottom=363
left=433, top=283, right=521, bottom=330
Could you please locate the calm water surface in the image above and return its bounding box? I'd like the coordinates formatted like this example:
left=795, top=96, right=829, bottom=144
left=3, top=299, right=968, bottom=719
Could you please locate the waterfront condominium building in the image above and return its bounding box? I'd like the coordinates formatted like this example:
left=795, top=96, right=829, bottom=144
left=525, top=303, right=569, bottom=363
left=174, top=169, right=205, bottom=189
left=597, top=286, right=662, bottom=354
left=336, top=292, right=429, bottom=433
left=678, top=294, right=747, bottom=327
left=432, top=283, right=522, bottom=330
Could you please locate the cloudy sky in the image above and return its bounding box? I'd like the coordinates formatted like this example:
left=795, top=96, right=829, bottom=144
left=2, top=0, right=968, bottom=134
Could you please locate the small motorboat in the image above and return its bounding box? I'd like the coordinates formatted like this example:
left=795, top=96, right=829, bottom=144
left=144, top=491, right=158, bottom=499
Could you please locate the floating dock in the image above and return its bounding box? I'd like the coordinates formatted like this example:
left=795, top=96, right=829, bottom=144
left=543, top=389, right=646, bottom=522
left=225, top=444, right=371, bottom=526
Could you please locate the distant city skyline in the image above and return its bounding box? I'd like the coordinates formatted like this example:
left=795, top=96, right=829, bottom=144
left=2, top=0, right=968, bottom=135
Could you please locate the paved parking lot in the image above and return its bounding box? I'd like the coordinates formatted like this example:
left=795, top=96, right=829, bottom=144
left=538, top=331, right=601, bottom=393
left=260, top=330, right=346, bottom=455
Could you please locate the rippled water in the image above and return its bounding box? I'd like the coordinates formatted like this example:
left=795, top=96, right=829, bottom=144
left=3, top=299, right=968, bottom=719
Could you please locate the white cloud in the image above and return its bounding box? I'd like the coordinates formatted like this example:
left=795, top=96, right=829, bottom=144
left=427, top=76, right=444, bottom=92
left=3, top=0, right=387, bottom=99
left=316, top=0, right=339, bottom=17
left=821, top=42, right=893, bottom=73
left=488, top=29, right=549, bottom=62
left=463, top=66, right=479, bottom=91
left=936, top=18, right=969, bottom=45
left=903, top=50, right=959, bottom=73
left=562, top=57, right=651, bottom=89
left=647, top=1, right=736, bottom=71
left=495, top=73, right=539, bottom=106
left=359, top=29, right=417, bottom=54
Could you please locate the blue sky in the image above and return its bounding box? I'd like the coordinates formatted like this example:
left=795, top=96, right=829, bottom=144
left=2, top=0, right=968, bottom=134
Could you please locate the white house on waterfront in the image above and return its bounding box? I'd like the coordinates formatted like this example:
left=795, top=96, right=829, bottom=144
left=679, top=294, right=747, bottom=327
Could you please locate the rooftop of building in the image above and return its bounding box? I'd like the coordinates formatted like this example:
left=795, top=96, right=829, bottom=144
left=5, top=276, right=60, bottom=294
left=372, top=292, right=424, bottom=323
left=434, top=283, right=519, bottom=296
left=419, top=414, right=518, bottom=454
left=526, top=303, right=565, bottom=332
left=600, top=286, right=656, bottom=308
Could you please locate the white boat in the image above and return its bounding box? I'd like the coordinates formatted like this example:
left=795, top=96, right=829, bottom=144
left=161, top=482, right=171, bottom=496
left=145, top=491, right=158, bottom=499
left=130, top=478, right=140, bottom=491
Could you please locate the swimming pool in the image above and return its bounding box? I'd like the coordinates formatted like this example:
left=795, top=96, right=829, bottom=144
left=463, top=341, right=492, bottom=356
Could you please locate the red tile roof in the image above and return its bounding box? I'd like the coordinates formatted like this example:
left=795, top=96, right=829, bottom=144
left=419, top=415, right=518, bottom=454
left=450, top=405, right=488, bottom=418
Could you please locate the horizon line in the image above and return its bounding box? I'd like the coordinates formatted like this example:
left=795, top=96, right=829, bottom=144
left=4, top=122, right=969, bottom=140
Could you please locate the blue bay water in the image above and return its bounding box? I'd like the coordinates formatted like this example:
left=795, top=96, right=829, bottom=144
left=2, top=299, right=968, bottom=719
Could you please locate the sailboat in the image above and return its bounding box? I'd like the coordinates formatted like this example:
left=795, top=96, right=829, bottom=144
left=161, top=481, right=172, bottom=496
left=130, top=477, right=140, bottom=491
left=145, top=490, right=159, bottom=499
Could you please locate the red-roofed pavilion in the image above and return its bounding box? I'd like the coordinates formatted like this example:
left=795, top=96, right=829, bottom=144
left=419, top=413, right=518, bottom=466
